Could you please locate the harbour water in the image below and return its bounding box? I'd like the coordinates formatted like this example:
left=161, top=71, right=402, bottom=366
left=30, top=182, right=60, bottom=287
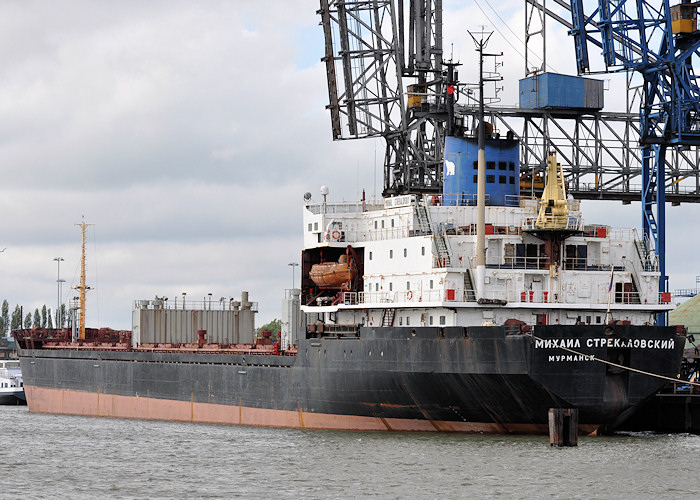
left=1, top=406, right=698, bottom=499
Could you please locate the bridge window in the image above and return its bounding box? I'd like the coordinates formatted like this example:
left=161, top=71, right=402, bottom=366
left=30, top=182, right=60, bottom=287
left=403, top=248, right=407, bottom=257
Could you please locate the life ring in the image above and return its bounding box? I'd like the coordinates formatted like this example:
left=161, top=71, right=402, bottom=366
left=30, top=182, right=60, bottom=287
left=407, top=290, right=413, bottom=300
left=331, top=229, right=341, bottom=240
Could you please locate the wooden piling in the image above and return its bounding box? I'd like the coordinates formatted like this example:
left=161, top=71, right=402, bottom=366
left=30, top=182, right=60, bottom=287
left=548, top=408, right=578, bottom=446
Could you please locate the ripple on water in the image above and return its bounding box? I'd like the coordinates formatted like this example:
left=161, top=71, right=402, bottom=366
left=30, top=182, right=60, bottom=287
left=2, top=407, right=699, bottom=499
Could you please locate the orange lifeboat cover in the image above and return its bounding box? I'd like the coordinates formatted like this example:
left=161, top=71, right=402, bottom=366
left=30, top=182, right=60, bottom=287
left=309, top=255, right=356, bottom=289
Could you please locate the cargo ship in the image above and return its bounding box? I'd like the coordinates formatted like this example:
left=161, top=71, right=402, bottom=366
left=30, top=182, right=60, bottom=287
left=12, top=144, right=685, bottom=433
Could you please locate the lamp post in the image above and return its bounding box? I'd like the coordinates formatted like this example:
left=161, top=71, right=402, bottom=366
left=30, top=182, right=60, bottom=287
left=288, top=262, right=299, bottom=289
left=53, top=257, right=65, bottom=327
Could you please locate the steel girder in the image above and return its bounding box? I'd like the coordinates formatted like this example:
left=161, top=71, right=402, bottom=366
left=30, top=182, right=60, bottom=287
left=527, top=0, right=700, bottom=323
left=319, top=1, right=445, bottom=195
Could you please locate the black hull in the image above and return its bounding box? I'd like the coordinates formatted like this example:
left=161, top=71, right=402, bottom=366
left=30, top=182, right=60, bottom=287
left=17, top=325, right=684, bottom=433
left=0, top=392, right=27, bottom=405
left=613, top=393, right=700, bottom=434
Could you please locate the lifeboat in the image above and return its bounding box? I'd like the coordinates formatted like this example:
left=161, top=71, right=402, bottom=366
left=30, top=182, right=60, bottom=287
left=309, top=254, right=356, bottom=289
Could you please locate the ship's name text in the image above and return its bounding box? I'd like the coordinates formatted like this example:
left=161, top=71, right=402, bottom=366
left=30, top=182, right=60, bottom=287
left=535, top=338, right=675, bottom=350
left=548, top=355, right=594, bottom=362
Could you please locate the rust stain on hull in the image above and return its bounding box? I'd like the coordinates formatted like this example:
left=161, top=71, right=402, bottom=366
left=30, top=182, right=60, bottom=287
left=25, top=385, right=597, bottom=434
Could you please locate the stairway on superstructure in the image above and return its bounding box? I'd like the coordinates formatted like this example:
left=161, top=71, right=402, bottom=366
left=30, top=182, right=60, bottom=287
left=634, top=238, right=653, bottom=272
left=463, top=269, right=477, bottom=302
left=415, top=198, right=451, bottom=267
left=416, top=197, right=476, bottom=301
left=381, top=308, right=396, bottom=327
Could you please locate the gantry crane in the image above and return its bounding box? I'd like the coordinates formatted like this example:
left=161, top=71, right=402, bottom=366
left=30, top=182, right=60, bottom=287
left=319, top=1, right=700, bottom=325
left=319, top=0, right=449, bottom=195
left=565, top=0, right=700, bottom=323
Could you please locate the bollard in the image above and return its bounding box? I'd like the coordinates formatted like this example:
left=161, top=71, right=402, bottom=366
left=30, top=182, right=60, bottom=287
left=548, top=408, right=578, bottom=446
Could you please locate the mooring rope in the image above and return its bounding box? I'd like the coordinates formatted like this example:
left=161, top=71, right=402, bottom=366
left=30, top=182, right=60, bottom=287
left=524, top=331, right=700, bottom=388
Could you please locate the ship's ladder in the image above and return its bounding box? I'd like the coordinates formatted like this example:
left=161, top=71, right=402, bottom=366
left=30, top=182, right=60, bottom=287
left=434, top=230, right=452, bottom=268
left=634, top=237, right=653, bottom=271
left=416, top=197, right=451, bottom=268
left=415, top=201, right=431, bottom=235
left=463, top=269, right=477, bottom=302
left=628, top=280, right=642, bottom=304
left=381, top=308, right=396, bottom=327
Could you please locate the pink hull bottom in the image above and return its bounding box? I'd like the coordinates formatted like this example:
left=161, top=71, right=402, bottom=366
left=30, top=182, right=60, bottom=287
left=25, top=386, right=599, bottom=434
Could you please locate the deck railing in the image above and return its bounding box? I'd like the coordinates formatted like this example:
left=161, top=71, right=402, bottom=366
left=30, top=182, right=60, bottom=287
left=340, top=286, right=653, bottom=306
left=133, top=299, right=258, bottom=312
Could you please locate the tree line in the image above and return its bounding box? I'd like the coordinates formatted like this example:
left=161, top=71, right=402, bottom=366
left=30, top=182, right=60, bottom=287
left=0, top=299, right=69, bottom=336
left=256, top=318, right=281, bottom=335
left=1, top=302, right=284, bottom=338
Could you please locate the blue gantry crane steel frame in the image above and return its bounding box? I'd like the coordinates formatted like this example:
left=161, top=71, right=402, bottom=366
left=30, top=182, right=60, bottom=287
left=567, top=0, right=700, bottom=324
left=320, top=1, right=699, bottom=324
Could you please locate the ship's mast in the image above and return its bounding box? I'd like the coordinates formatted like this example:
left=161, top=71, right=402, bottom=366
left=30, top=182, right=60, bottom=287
left=74, top=217, right=92, bottom=340
left=470, top=30, right=493, bottom=300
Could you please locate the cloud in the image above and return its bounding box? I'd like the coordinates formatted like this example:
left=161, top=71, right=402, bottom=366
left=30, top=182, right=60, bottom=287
left=0, top=1, right=696, bottom=333
left=0, top=1, right=344, bottom=190
left=0, top=1, right=359, bottom=328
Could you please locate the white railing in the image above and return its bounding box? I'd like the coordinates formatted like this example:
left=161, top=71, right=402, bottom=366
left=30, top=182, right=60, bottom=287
left=521, top=214, right=584, bottom=231
left=327, top=227, right=413, bottom=244
left=339, top=286, right=653, bottom=306
left=306, top=200, right=384, bottom=215
left=133, top=298, right=258, bottom=312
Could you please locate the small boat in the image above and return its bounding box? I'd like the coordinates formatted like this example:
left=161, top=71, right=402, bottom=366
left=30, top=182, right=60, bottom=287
left=0, top=359, right=26, bottom=405
left=309, top=253, right=357, bottom=289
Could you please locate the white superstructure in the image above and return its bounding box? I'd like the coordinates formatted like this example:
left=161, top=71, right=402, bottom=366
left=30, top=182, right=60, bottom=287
left=301, top=193, right=671, bottom=329
left=0, top=359, right=24, bottom=404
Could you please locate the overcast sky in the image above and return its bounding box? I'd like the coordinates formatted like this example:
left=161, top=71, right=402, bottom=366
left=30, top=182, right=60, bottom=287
left=1, top=1, right=698, bottom=331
